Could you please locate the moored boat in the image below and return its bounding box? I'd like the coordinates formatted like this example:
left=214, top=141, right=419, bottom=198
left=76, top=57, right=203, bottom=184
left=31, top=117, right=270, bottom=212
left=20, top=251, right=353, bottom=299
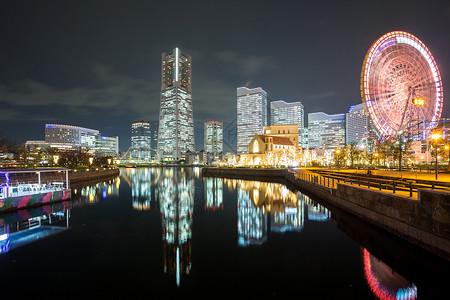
left=0, top=169, right=71, bottom=212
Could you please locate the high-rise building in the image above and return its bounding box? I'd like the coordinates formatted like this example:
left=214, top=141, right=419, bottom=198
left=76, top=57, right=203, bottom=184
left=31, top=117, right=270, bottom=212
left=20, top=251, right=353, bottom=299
left=93, top=136, right=119, bottom=157
left=346, top=103, right=377, bottom=144
left=204, top=121, right=223, bottom=154
left=153, top=122, right=158, bottom=153
left=237, top=87, right=268, bottom=154
left=45, top=124, right=99, bottom=147
left=131, top=121, right=151, bottom=148
left=270, top=100, right=304, bottom=148
left=301, top=127, right=309, bottom=149
left=308, top=112, right=345, bottom=150
left=157, top=48, right=194, bottom=161
left=130, top=120, right=152, bottom=161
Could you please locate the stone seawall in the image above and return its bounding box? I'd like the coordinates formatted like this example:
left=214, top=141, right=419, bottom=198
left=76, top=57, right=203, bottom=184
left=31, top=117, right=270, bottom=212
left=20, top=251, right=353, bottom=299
left=202, top=167, right=450, bottom=261
left=69, top=168, right=119, bottom=184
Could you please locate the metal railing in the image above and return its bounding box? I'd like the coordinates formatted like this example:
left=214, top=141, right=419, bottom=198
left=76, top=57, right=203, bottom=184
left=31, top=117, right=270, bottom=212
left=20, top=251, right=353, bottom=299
left=290, top=169, right=450, bottom=199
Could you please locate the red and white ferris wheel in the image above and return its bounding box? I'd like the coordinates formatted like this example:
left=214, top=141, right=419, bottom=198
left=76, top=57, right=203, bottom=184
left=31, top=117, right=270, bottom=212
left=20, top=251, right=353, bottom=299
left=361, top=31, right=443, bottom=139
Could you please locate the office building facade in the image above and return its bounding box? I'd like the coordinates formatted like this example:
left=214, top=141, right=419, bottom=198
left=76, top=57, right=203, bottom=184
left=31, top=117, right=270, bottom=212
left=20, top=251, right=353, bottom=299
left=45, top=124, right=99, bottom=147
left=28, top=124, right=119, bottom=157
left=237, top=87, right=268, bottom=154
left=308, top=112, right=345, bottom=150
left=204, top=121, right=223, bottom=154
left=93, top=136, right=119, bottom=157
left=131, top=121, right=151, bottom=148
left=130, top=120, right=152, bottom=161
left=301, top=127, right=309, bottom=148
left=346, top=103, right=377, bottom=144
left=270, top=100, right=304, bottom=148
left=157, top=48, right=195, bottom=161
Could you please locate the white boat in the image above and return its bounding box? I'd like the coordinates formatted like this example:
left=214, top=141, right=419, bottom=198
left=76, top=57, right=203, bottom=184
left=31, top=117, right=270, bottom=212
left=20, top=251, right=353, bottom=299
left=0, top=169, right=71, bottom=212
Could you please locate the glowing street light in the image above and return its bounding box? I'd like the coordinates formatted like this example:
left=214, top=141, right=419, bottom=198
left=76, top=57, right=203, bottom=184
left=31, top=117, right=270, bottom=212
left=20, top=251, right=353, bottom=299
left=89, top=157, right=94, bottom=165
left=335, top=148, right=341, bottom=169
left=432, top=133, right=441, bottom=180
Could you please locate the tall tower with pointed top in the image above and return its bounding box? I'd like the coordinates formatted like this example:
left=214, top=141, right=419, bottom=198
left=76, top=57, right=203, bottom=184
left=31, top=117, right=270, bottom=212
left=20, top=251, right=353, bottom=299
left=157, top=48, right=195, bottom=161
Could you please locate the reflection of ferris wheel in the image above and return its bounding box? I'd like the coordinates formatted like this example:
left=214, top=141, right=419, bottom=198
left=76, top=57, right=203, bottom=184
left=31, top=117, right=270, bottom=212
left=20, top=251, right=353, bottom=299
left=361, top=31, right=443, bottom=138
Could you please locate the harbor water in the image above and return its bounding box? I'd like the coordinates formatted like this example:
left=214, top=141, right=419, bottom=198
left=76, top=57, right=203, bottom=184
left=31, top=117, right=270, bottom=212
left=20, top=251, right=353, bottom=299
left=0, top=167, right=448, bottom=298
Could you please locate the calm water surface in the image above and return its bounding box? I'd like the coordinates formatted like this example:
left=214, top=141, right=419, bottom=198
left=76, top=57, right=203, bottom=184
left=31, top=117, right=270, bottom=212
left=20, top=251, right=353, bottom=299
left=0, top=167, right=448, bottom=299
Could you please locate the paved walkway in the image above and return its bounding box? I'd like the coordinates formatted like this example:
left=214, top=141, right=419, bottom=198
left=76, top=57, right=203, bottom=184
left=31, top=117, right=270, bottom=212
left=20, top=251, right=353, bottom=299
left=324, top=168, right=450, bottom=184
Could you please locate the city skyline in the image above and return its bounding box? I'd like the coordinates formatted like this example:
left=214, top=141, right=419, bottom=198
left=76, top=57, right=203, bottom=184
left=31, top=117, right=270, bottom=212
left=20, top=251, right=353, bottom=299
left=0, top=1, right=449, bottom=152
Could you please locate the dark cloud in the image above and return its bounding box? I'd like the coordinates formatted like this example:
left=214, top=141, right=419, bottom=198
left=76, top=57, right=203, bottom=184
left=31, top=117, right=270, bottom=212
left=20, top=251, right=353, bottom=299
left=216, top=51, right=273, bottom=77
left=0, top=0, right=449, bottom=152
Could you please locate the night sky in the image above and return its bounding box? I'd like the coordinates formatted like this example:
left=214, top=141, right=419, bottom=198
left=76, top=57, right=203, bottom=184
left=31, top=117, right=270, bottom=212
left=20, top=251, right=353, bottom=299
left=1, top=0, right=449, bottom=152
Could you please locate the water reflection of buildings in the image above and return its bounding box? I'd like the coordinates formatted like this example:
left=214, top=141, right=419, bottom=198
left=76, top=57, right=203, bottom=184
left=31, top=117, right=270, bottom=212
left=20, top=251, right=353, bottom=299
left=126, top=168, right=151, bottom=210
left=363, top=248, right=417, bottom=300
left=304, top=196, right=330, bottom=222
left=235, top=180, right=305, bottom=246
left=271, top=185, right=304, bottom=233
left=204, top=177, right=223, bottom=211
left=71, top=178, right=120, bottom=207
left=238, top=186, right=267, bottom=246
left=0, top=202, right=70, bottom=254
left=156, top=168, right=194, bottom=287
left=231, top=179, right=333, bottom=247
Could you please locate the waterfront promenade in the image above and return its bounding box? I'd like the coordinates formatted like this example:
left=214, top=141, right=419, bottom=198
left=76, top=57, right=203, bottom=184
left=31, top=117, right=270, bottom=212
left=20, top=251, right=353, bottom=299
left=296, top=167, right=450, bottom=200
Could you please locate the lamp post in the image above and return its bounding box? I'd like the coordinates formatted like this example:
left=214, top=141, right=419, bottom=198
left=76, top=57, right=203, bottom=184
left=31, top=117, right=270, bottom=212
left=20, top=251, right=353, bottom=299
left=335, top=148, right=341, bottom=170
left=445, top=144, right=449, bottom=171
left=53, top=155, right=59, bottom=166
left=432, top=133, right=441, bottom=180
left=412, top=98, right=425, bottom=139
left=374, top=153, right=379, bottom=168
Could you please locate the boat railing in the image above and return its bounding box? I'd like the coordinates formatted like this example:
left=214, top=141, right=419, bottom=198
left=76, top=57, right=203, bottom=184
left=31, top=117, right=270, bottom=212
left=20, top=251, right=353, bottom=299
left=0, top=180, right=68, bottom=199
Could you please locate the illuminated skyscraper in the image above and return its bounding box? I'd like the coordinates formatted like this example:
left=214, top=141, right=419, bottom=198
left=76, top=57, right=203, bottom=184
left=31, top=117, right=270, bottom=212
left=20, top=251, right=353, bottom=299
left=270, top=100, right=305, bottom=148
left=157, top=48, right=194, bottom=161
left=308, top=112, right=345, bottom=150
left=131, top=121, right=151, bottom=148
left=204, top=121, right=223, bottom=154
left=346, top=103, right=377, bottom=144
left=237, top=87, right=268, bottom=154
left=93, top=135, right=119, bottom=157
left=130, top=120, right=151, bottom=161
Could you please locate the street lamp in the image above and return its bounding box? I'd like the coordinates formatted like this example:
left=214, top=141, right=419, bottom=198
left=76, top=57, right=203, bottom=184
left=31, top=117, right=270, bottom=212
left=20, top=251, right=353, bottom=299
left=412, top=98, right=425, bottom=139
left=335, top=148, right=341, bottom=169
left=445, top=144, right=450, bottom=171
left=373, top=153, right=379, bottom=168
left=53, top=155, right=59, bottom=166
left=432, top=133, right=441, bottom=180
